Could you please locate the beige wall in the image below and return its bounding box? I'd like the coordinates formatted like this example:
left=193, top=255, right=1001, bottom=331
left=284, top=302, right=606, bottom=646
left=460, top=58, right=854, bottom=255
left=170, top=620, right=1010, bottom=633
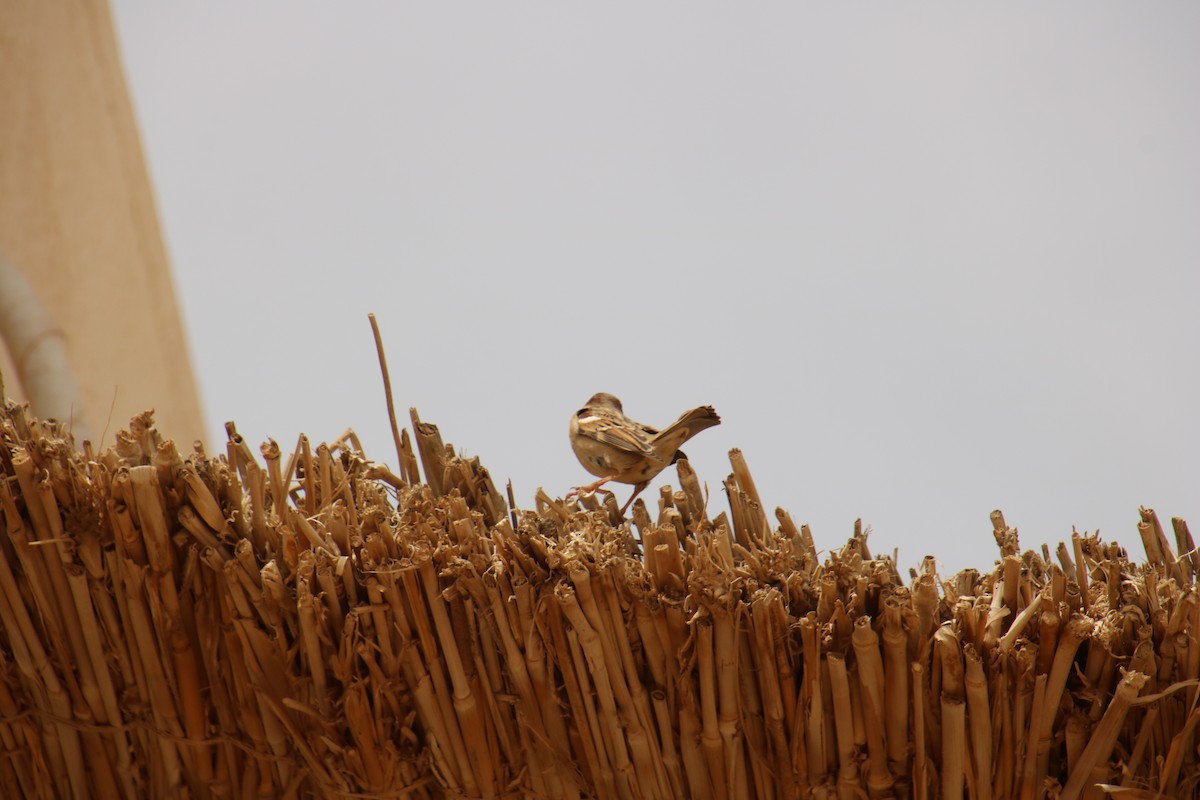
left=0, top=0, right=204, bottom=446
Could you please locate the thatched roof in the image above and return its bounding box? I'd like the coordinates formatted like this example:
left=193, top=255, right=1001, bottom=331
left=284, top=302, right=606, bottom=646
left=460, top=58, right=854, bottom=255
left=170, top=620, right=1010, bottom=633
left=0, top=402, right=1195, bottom=798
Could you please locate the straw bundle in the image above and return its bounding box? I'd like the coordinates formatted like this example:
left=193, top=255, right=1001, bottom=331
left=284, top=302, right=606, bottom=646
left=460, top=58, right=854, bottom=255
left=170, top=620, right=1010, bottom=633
left=0, top=401, right=1196, bottom=799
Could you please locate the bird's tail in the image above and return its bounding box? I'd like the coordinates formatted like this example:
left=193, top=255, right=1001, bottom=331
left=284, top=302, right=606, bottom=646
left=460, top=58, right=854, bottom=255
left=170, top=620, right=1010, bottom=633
left=652, top=405, right=721, bottom=458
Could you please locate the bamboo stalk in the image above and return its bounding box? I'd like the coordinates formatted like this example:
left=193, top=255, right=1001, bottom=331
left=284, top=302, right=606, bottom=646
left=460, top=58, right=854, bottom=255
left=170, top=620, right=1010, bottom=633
left=1172, top=517, right=1196, bottom=583
left=728, top=449, right=770, bottom=545
left=827, top=654, right=859, bottom=800
left=0, top=665, right=43, bottom=798
left=1019, top=673, right=1047, bottom=800
left=1121, top=705, right=1158, bottom=788
left=800, top=615, right=828, bottom=786
left=880, top=595, right=910, bottom=782
left=0, top=518, right=81, bottom=798
left=964, top=645, right=993, bottom=800
left=942, top=694, right=966, bottom=800
left=1060, top=670, right=1150, bottom=800
left=679, top=683, right=716, bottom=800
left=116, top=560, right=186, bottom=790
left=1038, top=615, right=1094, bottom=736
left=1158, top=703, right=1200, bottom=796
left=419, top=557, right=497, bottom=797
left=409, top=409, right=448, bottom=497
left=556, top=575, right=634, bottom=795
left=2, top=402, right=1199, bottom=798
left=481, top=572, right=567, bottom=797
left=376, top=574, right=470, bottom=796
left=226, top=424, right=268, bottom=551
left=695, top=615, right=730, bottom=800
left=750, top=590, right=795, bottom=798
left=912, top=662, right=928, bottom=800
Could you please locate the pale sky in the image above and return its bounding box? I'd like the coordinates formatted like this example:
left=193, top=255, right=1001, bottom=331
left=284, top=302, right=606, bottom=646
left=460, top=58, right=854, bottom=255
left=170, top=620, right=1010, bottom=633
left=109, top=3, right=1199, bottom=574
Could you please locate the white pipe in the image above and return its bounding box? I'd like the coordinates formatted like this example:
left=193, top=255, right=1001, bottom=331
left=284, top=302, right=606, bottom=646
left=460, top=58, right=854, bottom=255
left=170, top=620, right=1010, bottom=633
left=0, top=250, right=92, bottom=443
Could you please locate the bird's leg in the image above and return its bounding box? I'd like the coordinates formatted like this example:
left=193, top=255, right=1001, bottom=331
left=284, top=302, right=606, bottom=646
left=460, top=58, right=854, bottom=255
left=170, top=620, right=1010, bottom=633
left=619, top=481, right=649, bottom=516
left=567, top=475, right=616, bottom=502
left=578, top=476, right=615, bottom=494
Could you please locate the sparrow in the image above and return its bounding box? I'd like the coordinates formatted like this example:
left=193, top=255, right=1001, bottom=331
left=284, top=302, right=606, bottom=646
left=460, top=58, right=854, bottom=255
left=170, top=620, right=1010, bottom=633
left=569, top=392, right=721, bottom=514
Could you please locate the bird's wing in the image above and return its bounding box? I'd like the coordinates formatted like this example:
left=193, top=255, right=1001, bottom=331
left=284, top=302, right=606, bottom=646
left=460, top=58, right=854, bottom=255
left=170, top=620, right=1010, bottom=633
left=576, top=411, right=661, bottom=459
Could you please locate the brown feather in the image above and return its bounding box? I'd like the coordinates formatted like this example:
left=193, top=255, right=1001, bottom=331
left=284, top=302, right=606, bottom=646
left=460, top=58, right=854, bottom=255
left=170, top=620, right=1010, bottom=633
left=569, top=395, right=720, bottom=486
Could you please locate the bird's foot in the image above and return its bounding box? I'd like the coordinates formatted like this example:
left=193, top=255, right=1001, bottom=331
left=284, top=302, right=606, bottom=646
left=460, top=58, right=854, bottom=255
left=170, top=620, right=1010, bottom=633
left=566, top=477, right=616, bottom=504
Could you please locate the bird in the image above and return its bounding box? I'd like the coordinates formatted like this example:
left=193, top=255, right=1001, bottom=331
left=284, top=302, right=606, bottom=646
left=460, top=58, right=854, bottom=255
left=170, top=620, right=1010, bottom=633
left=569, top=392, right=721, bottom=514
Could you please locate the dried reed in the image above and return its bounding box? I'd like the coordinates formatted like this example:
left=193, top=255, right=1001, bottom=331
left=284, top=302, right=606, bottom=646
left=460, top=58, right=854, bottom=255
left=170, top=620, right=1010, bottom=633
left=0, top=403, right=1195, bottom=798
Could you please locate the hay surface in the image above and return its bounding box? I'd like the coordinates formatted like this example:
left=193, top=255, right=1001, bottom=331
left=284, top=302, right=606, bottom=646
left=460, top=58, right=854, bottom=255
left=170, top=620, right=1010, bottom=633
left=0, top=404, right=1196, bottom=799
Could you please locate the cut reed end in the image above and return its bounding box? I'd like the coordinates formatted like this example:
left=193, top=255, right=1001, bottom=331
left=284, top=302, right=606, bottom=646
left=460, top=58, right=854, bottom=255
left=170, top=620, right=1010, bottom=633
left=0, top=403, right=1194, bottom=799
